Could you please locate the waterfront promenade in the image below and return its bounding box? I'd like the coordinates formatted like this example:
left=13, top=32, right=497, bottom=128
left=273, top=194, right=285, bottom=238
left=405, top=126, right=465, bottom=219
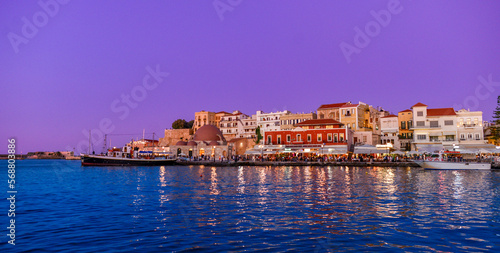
left=177, top=160, right=421, bottom=167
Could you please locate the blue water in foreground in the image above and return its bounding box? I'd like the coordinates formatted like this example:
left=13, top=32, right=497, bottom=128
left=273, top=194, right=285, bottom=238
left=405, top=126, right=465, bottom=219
left=1, top=160, right=499, bottom=252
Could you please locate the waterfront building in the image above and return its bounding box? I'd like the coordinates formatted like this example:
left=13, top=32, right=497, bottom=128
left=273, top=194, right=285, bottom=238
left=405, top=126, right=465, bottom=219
left=193, top=111, right=216, bottom=132
left=316, top=102, right=350, bottom=120
left=220, top=110, right=250, bottom=140
left=456, top=109, right=486, bottom=145
left=228, top=138, right=256, bottom=156
left=380, top=115, right=400, bottom=150
left=215, top=111, right=231, bottom=128
left=280, top=112, right=317, bottom=130
left=241, top=114, right=257, bottom=139
left=411, top=102, right=458, bottom=151
left=170, top=125, right=229, bottom=159
left=261, top=119, right=353, bottom=155
left=398, top=109, right=413, bottom=151
left=411, top=103, right=490, bottom=151
left=256, top=110, right=292, bottom=139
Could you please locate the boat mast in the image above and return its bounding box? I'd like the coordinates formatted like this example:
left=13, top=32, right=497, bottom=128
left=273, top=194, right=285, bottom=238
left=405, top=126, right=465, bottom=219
left=88, top=130, right=91, bottom=155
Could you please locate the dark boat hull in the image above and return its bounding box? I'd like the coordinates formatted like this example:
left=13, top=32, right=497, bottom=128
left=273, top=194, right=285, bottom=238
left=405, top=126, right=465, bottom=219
left=81, top=155, right=177, bottom=166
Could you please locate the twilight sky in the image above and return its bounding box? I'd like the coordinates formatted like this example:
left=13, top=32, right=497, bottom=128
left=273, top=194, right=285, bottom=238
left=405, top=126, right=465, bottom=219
left=1, top=0, right=500, bottom=154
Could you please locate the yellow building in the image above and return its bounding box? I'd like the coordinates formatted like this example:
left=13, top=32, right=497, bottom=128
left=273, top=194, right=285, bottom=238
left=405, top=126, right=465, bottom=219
left=280, top=112, right=317, bottom=130
left=193, top=111, right=216, bottom=132
left=398, top=109, right=413, bottom=151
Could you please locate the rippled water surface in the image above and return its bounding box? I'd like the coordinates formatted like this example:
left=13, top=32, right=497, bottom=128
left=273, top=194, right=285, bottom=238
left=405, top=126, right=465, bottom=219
left=1, top=160, right=499, bottom=252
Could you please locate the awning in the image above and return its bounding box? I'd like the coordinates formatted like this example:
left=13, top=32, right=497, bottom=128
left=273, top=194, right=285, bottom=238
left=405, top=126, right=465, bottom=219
left=392, top=151, right=405, bottom=155
left=244, top=149, right=262, bottom=155
left=416, top=144, right=443, bottom=153
left=457, top=149, right=479, bottom=154
left=429, top=132, right=441, bottom=137
left=442, top=132, right=456, bottom=136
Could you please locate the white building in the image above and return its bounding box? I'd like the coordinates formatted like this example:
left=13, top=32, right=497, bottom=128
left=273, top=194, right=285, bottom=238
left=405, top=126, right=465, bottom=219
left=256, top=110, right=291, bottom=139
left=380, top=115, right=400, bottom=150
left=241, top=115, right=257, bottom=139
left=219, top=111, right=250, bottom=140
left=411, top=103, right=487, bottom=152
left=456, top=109, right=485, bottom=145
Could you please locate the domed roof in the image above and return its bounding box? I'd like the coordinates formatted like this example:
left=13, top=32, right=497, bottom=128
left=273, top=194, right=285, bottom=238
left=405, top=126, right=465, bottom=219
left=208, top=141, right=219, bottom=146
left=186, top=141, right=197, bottom=146
left=175, top=141, right=187, bottom=146
left=193, top=125, right=226, bottom=142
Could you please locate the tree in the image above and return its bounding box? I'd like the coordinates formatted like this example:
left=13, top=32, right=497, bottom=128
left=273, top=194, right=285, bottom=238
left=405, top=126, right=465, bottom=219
left=255, top=126, right=263, bottom=144
left=172, top=119, right=188, bottom=129
left=172, top=119, right=195, bottom=129
left=491, top=96, right=500, bottom=145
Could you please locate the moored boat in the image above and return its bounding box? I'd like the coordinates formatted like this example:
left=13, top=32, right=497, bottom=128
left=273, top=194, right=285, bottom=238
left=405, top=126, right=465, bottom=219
left=414, top=150, right=491, bottom=170
left=413, top=160, right=490, bottom=170
left=81, top=154, right=176, bottom=166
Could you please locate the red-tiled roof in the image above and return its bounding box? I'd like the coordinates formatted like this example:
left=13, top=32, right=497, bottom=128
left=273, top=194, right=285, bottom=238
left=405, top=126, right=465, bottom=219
left=399, top=109, right=412, bottom=113
left=427, top=108, right=456, bottom=116
left=318, top=102, right=349, bottom=109
left=341, top=103, right=359, bottom=108
left=411, top=102, right=427, bottom=108
left=296, top=119, right=344, bottom=126
left=381, top=114, right=398, bottom=118
left=215, top=111, right=230, bottom=114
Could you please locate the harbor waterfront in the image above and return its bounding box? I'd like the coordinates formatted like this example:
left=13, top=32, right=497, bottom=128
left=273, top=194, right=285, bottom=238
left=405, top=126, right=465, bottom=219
left=2, top=160, right=499, bottom=251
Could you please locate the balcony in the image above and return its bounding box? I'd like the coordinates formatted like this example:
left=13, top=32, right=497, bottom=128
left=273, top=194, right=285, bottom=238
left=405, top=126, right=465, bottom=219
left=462, top=123, right=477, bottom=128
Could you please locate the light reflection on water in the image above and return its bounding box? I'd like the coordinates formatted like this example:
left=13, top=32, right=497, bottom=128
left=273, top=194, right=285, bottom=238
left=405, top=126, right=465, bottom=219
left=6, top=161, right=500, bottom=252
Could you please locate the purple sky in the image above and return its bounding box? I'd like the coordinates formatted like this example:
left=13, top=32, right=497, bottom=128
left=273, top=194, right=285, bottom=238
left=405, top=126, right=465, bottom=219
left=2, top=0, right=500, bottom=154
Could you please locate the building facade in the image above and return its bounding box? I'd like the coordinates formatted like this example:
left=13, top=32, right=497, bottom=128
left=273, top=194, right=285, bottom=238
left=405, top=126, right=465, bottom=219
left=256, top=110, right=291, bottom=138
left=380, top=115, right=400, bottom=150
left=170, top=125, right=229, bottom=159
left=159, top=129, right=192, bottom=147
left=193, top=111, right=216, bottom=132
left=241, top=114, right=257, bottom=139
left=219, top=111, right=250, bottom=140
left=456, top=109, right=485, bottom=145
left=263, top=119, right=353, bottom=154
left=280, top=112, right=317, bottom=130
left=317, top=102, right=350, bottom=120
left=411, top=103, right=458, bottom=151
left=398, top=109, right=413, bottom=151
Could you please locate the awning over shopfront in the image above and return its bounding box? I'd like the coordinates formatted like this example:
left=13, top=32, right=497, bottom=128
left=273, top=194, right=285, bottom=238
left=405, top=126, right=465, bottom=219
left=353, top=144, right=388, bottom=154
left=416, top=144, right=443, bottom=153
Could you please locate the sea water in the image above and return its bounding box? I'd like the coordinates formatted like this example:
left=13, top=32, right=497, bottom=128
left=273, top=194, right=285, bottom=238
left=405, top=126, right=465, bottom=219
left=0, top=160, right=499, bottom=252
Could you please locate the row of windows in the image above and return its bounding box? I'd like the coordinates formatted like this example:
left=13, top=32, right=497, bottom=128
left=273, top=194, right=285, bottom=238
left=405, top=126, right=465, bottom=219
left=220, top=123, right=238, bottom=128
left=400, top=121, right=413, bottom=129
left=416, top=134, right=481, bottom=141
left=281, top=118, right=308, bottom=125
